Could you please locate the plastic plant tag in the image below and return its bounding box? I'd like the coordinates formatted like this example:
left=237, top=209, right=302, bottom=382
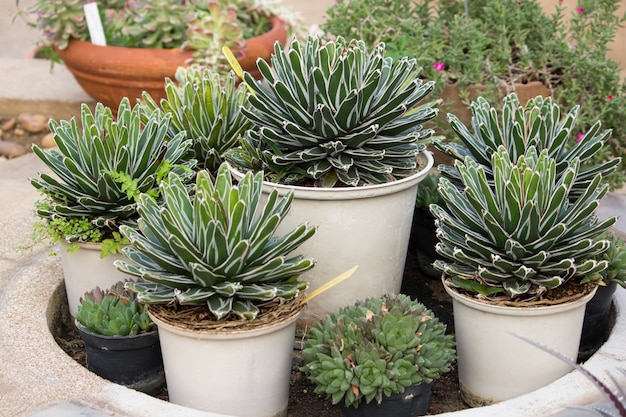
left=84, top=2, right=106, bottom=46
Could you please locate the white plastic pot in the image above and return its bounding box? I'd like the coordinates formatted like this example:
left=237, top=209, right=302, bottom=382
left=59, top=241, right=132, bottom=315
left=230, top=152, right=434, bottom=322
left=443, top=278, right=597, bottom=407
left=149, top=307, right=301, bottom=417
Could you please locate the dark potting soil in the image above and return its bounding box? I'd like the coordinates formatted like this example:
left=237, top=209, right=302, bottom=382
left=49, top=239, right=468, bottom=415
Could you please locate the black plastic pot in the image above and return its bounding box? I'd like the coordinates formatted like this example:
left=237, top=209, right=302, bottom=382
left=410, top=208, right=441, bottom=279
left=578, top=282, right=618, bottom=361
left=341, top=382, right=434, bottom=417
left=75, top=323, right=166, bottom=395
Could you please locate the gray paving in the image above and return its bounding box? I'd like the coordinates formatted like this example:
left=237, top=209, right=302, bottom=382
left=1, top=0, right=625, bottom=416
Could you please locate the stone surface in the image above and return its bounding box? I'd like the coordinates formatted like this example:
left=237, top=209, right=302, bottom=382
left=17, top=113, right=48, bottom=133
left=0, top=141, right=26, bottom=159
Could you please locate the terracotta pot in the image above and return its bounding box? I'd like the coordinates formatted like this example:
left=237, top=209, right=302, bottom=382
left=56, top=16, right=287, bottom=109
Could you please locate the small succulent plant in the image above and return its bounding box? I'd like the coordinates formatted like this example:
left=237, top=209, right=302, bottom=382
left=415, top=173, right=444, bottom=211
left=432, top=145, right=615, bottom=300
left=140, top=67, right=251, bottom=173
left=29, top=98, right=195, bottom=252
left=434, top=94, right=621, bottom=200
left=597, top=232, right=626, bottom=288
left=116, top=163, right=316, bottom=320
left=301, top=293, right=455, bottom=409
left=225, top=36, right=439, bottom=187
left=75, top=281, right=154, bottom=337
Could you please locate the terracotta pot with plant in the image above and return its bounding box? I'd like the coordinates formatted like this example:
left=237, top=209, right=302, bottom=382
left=17, top=0, right=300, bottom=108
left=75, top=281, right=165, bottom=395
left=301, top=293, right=455, bottom=416
left=115, top=163, right=317, bottom=416
left=225, top=35, right=439, bottom=322
left=29, top=98, right=196, bottom=314
left=430, top=93, right=620, bottom=406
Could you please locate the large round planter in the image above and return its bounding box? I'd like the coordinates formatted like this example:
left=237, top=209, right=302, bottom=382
left=443, top=278, right=597, bottom=407
left=59, top=241, right=132, bottom=315
left=231, top=152, right=434, bottom=323
left=75, top=323, right=165, bottom=395
left=56, top=16, right=287, bottom=109
left=578, top=281, right=618, bottom=361
left=340, top=383, right=434, bottom=417
left=148, top=304, right=301, bottom=417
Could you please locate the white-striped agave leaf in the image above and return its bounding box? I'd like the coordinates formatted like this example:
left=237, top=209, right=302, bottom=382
left=140, top=68, right=250, bottom=172
left=226, top=36, right=439, bottom=187
left=435, top=94, right=621, bottom=199
left=431, top=145, right=616, bottom=299
left=117, top=163, right=316, bottom=320
left=30, top=98, right=194, bottom=230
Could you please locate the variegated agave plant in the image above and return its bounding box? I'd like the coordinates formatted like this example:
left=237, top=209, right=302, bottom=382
left=139, top=66, right=251, bottom=172
left=30, top=98, right=195, bottom=234
left=117, top=163, right=316, bottom=320
left=435, top=94, right=621, bottom=199
left=225, top=36, right=439, bottom=187
left=431, top=145, right=616, bottom=300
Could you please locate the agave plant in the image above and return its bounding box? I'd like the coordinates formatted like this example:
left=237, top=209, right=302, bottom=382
left=30, top=98, right=195, bottom=243
left=225, top=36, right=439, bottom=187
left=435, top=94, right=621, bottom=199
left=431, top=145, right=616, bottom=299
left=301, top=293, right=455, bottom=408
left=116, top=163, right=316, bottom=320
left=140, top=68, right=250, bottom=172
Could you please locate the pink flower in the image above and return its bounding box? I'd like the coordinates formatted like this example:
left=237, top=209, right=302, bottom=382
left=577, top=7, right=584, bottom=13
left=433, top=61, right=445, bottom=71
left=608, top=95, right=614, bottom=101
left=517, top=1, right=522, bottom=5
left=576, top=133, right=585, bottom=143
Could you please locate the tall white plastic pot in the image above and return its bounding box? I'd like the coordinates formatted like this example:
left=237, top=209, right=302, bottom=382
left=443, top=278, right=597, bottom=407
left=231, top=152, right=434, bottom=322
left=59, top=241, right=132, bottom=315
left=148, top=306, right=301, bottom=417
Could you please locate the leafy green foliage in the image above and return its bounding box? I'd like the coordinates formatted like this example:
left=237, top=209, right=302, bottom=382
left=415, top=173, right=443, bottom=210
left=75, top=281, right=154, bottom=337
left=117, top=163, right=316, bottom=320
left=225, top=36, right=439, bottom=187
left=30, top=98, right=195, bottom=249
left=436, top=94, right=621, bottom=199
left=140, top=68, right=251, bottom=173
left=301, top=293, right=455, bottom=409
left=323, top=0, right=626, bottom=190
left=432, top=146, right=615, bottom=299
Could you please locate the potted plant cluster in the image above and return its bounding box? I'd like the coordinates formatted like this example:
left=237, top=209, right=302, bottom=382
left=579, top=231, right=626, bottom=360
left=322, top=0, right=626, bottom=190
left=430, top=93, right=620, bottom=406
left=115, top=163, right=316, bottom=417
left=225, top=35, right=439, bottom=321
left=29, top=98, right=195, bottom=314
left=301, top=293, right=456, bottom=416
left=16, top=0, right=301, bottom=108
left=75, top=281, right=165, bottom=395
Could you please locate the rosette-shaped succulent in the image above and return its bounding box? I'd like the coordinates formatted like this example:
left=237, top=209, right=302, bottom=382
left=226, top=36, right=439, bottom=187
left=117, top=163, right=316, bottom=320
left=301, top=293, right=455, bottom=408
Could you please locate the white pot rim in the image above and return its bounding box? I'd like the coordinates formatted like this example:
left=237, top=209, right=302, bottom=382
left=442, top=276, right=598, bottom=316
left=228, top=151, right=434, bottom=201
left=147, top=304, right=302, bottom=340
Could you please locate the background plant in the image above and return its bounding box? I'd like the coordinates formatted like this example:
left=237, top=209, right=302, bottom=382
left=140, top=67, right=250, bottom=173
left=301, top=293, right=455, bottom=409
left=596, top=232, right=626, bottom=288
left=322, top=0, right=626, bottom=189
left=76, top=281, right=154, bottom=337
left=225, top=36, right=440, bottom=187
left=117, top=163, right=316, bottom=320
